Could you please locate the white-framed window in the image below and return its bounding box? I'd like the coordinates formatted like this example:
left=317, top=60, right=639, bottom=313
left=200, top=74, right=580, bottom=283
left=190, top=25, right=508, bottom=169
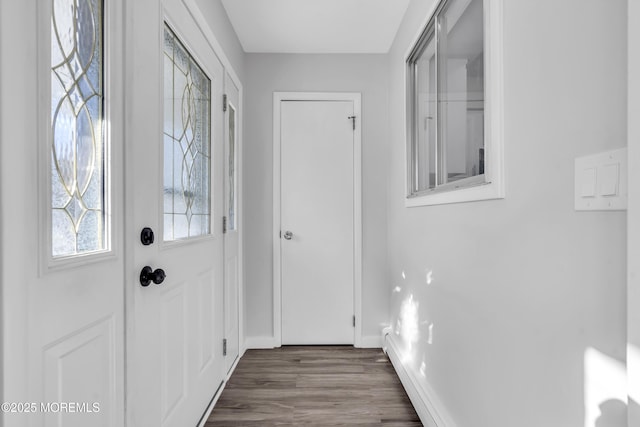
left=405, top=0, right=504, bottom=207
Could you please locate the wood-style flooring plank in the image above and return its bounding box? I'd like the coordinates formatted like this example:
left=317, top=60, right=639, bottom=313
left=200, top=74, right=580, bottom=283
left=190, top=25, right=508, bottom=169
left=206, top=346, right=421, bottom=426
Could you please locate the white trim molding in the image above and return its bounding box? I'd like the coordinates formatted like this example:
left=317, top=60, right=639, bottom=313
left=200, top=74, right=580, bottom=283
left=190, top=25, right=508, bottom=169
left=383, top=332, right=456, bottom=427
left=245, top=336, right=279, bottom=350
left=360, top=335, right=383, bottom=348
left=273, top=92, right=363, bottom=347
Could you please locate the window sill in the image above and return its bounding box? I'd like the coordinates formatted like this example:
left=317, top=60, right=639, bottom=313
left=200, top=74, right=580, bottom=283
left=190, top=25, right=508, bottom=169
left=405, top=180, right=504, bottom=207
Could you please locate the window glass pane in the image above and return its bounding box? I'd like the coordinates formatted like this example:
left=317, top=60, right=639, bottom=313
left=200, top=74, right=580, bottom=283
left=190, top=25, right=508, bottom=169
left=51, top=0, right=105, bottom=257
left=163, top=25, right=211, bottom=241
left=228, top=105, right=236, bottom=231
left=438, top=0, right=485, bottom=184
left=414, top=34, right=437, bottom=192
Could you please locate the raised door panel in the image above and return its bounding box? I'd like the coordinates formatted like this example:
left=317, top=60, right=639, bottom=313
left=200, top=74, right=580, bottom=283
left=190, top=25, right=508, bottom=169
left=160, top=285, right=187, bottom=423
left=197, top=271, right=216, bottom=374
left=43, top=318, right=116, bottom=427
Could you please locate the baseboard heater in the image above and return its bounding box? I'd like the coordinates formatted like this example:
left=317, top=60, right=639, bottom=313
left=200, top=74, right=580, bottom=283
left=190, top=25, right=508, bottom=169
left=382, top=330, right=456, bottom=427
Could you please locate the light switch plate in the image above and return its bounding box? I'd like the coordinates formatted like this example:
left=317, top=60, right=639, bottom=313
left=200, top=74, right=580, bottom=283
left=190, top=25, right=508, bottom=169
left=575, top=148, right=627, bottom=211
left=599, top=163, right=619, bottom=196
left=581, top=167, right=597, bottom=197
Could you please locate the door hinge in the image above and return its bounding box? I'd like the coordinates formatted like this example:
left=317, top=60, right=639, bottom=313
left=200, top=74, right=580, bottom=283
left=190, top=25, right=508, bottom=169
left=353, top=315, right=356, bottom=327
left=223, top=94, right=228, bottom=112
left=348, top=115, right=356, bottom=130
left=223, top=338, right=227, bottom=356
left=223, top=216, right=227, bottom=234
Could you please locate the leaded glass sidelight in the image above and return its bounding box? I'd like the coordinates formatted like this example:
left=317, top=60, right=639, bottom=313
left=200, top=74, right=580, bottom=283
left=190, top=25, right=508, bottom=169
left=163, top=25, right=212, bottom=241
left=227, top=105, right=236, bottom=231
left=51, top=0, right=106, bottom=257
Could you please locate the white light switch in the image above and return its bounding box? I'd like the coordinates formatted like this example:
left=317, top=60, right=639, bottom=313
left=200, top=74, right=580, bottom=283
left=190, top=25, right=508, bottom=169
left=599, top=164, right=619, bottom=196
left=581, top=168, right=597, bottom=197
left=575, top=148, right=627, bottom=211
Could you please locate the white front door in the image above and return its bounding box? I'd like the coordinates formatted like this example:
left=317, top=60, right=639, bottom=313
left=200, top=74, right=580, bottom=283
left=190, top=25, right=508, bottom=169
left=223, top=73, right=240, bottom=373
left=126, top=1, right=225, bottom=426
left=279, top=99, right=357, bottom=345
left=1, top=0, right=126, bottom=426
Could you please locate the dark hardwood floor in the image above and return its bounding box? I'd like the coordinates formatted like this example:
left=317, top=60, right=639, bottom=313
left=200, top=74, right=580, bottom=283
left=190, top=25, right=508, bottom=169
left=205, top=346, right=421, bottom=426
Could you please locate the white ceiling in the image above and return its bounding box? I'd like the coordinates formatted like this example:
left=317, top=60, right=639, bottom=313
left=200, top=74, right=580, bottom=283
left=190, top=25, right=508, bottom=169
left=220, top=0, right=411, bottom=54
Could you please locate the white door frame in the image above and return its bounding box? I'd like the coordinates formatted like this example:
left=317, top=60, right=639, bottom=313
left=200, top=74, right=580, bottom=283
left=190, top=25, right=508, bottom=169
left=272, top=92, right=362, bottom=347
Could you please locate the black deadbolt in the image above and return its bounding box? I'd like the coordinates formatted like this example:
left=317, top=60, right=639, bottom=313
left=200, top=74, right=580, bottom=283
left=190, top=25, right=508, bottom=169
left=140, top=266, right=166, bottom=287
left=140, top=227, right=154, bottom=245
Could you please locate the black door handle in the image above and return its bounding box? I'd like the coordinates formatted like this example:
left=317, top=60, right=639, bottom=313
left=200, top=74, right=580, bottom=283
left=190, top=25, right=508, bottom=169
left=140, top=266, right=166, bottom=287
left=140, top=227, right=155, bottom=245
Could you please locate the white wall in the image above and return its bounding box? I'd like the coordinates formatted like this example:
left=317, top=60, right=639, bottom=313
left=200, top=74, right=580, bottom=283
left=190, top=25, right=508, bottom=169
left=387, top=1, right=627, bottom=426
left=243, top=54, right=390, bottom=344
left=628, top=0, right=640, bottom=425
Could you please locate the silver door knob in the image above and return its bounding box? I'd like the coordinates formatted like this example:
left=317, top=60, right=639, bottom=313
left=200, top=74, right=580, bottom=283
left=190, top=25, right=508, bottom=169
left=283, top=231, right=293, bottom=240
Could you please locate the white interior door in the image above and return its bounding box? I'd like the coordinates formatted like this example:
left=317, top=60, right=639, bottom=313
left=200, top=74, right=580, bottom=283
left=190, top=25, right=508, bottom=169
left=126, top=1, right=225, bottom=426
left=223, top=73, right=240, bottom=373
left=1, top=1, right=125, bottom=426
left=280, top=99, right=356, bottom=345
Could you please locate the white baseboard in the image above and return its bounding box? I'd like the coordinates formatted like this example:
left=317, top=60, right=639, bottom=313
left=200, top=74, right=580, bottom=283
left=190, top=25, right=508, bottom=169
left=359, top=335, right=383, bottom=348
left=384, top=333, right=456, bottom=427
left=244, top=336, right=278, bottom=349
left=245, top=335, right=382, bottom=348
left=225, top=354, right=241, bottom=381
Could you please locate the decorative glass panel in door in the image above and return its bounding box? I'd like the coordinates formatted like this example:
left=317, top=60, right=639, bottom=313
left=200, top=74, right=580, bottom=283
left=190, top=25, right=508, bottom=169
left=227, top=105, right=236, bottom=231
left=163, top=24, right=212, bottom=241
left=51, top=0, right=106, bottom=257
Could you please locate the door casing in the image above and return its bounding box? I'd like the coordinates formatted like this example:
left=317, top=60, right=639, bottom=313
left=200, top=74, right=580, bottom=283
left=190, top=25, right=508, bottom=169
left=272, top=92, right=362, bottom=348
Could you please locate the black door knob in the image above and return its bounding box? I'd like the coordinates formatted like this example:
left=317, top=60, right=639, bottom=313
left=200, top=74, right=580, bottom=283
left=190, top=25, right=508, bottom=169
left=140, top=227, right=155, bottom=245
left=140, top=266, right=167, bottom=287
